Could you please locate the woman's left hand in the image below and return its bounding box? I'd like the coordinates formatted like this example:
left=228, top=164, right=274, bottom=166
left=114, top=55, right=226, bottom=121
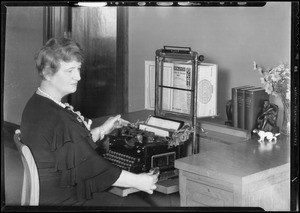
left=91, top=115, right=130, bottom=142
left=102, top=115, right=130, bottom=135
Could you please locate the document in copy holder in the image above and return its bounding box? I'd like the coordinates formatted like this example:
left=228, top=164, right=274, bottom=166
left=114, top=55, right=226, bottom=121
left=197, top=63, right=218, bottom=118
left=172, top=63, right=193, bottom=114
left=145, top=60, right=174, bottom=110
left=145, top=60, right=218, bottom=118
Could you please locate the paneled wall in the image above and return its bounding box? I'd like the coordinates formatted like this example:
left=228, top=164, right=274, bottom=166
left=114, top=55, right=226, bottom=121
left=70, top=7, right=127, bottom=118
left=128, top=2, right=291, bottom=126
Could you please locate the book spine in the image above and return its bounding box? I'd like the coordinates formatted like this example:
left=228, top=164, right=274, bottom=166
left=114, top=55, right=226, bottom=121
left=245, top=91, right=254, bottom=131
left=237, top=88, right=247, bottom=129
left=232, top=87, right=238, bottom=127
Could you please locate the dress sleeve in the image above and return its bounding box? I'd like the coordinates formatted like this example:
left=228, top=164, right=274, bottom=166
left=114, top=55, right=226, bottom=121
left=51, top=114, right=122, bottom=201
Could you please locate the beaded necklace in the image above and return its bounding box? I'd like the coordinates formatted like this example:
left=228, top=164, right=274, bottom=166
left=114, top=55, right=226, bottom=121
left=37, top=87, right=92, bottom=131
left=37, top=87, right=66, bottom=108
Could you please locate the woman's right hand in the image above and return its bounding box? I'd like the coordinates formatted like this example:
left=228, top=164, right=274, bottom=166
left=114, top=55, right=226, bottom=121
left=112, top=170, right=159, bottom=194
left=135, top=172, right=159, bottom=194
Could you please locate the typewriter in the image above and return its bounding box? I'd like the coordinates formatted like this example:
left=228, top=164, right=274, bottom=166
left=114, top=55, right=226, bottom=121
left=101, top=115, right=193, bottom=181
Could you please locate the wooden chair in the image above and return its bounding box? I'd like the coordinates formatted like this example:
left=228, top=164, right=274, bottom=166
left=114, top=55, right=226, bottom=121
left=13, top=129, right=39, bottom=206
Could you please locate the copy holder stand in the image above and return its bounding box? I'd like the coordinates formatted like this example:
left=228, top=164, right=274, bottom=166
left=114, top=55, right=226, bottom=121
left=155, top=46, right=204, bottom=154
left=108, top=46, right=208, bottom=197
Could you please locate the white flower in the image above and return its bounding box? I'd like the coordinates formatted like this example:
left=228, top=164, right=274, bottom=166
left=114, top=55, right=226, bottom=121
left=254, top=61, right=290, bottom=99
left=271, top=73, right=281, bottom=82
left=264, top=84, right=273, bottom=95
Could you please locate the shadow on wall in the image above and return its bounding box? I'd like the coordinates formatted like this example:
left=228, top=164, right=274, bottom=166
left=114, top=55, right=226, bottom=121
left=217, top=67, right=230, bottom=122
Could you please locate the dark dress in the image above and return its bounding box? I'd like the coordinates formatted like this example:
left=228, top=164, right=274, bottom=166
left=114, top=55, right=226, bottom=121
left=20, top=93, right=123, bottom=206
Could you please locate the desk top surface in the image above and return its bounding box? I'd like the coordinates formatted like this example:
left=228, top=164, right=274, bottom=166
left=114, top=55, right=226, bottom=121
left=175, top=135, right=290, bottom=180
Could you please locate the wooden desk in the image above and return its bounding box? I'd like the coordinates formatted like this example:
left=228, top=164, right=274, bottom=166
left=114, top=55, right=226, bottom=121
left=92, top=110, right=290, bottom=210
left=175, top=134, right=290, bottom=211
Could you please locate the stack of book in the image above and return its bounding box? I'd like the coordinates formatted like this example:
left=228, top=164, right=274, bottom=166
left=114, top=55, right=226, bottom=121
left=231, top=85, right=269, bottom=130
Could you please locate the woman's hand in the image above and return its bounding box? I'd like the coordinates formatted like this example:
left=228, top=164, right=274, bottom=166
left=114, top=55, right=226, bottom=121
left=112, top=170, right=159, bottom=194
left=91, top=115, right=130, bottom=142
left=135, top=170, right=159, bottom=194
left=102, top=115, right=130, bottom=135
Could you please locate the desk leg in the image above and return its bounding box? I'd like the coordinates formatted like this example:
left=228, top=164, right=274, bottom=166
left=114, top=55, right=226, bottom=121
left=178, top=170, right=187, bottom=206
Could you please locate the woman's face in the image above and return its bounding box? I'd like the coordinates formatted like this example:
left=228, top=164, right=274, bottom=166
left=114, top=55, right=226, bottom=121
left=48, top=60, right=82, bottom=97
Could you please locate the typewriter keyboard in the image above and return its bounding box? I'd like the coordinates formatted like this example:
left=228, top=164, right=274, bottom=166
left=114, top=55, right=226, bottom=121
left=103, top=150, right=140, bottom=171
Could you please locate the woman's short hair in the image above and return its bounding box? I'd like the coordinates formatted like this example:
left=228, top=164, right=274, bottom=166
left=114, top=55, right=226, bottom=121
left=35, top=37, right=84, bottom=79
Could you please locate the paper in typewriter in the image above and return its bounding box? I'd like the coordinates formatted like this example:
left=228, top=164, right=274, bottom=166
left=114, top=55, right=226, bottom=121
left=146, top=116, right=181, bottom=130
left=139, top=116, right=182, bottom=137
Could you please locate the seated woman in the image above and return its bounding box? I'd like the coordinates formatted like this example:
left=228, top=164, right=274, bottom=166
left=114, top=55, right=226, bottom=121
left=256, top=99, right=279, bottom=133
left=20, top=37, right=158, bottom=206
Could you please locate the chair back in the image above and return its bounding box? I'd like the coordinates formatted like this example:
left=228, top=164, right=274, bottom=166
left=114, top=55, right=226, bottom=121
left=13, top=129, right=39, bottom=206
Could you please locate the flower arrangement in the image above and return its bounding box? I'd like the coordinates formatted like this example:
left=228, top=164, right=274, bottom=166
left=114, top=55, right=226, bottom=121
left=253, top=61, right=290, bottom=101
left=253, top=61, right=290, bottom=135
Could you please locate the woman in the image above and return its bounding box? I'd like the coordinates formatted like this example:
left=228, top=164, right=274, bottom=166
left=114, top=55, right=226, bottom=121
left=20, top=37, right=158, bottom=206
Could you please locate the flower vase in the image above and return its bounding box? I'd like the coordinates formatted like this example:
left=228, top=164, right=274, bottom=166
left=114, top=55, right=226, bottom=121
left=281, top=98, right=290, bottom=135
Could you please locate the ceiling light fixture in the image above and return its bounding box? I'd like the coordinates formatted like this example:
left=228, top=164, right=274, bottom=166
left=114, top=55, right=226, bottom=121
left=178, top=2, right=192, bottom=6
left=77, top=2, right=107, bottom=7
left=237, top=2, right=247, bottom=6
left=156, top=2, right=174, bottom=6
left=137, top=2, right=146, bottom=6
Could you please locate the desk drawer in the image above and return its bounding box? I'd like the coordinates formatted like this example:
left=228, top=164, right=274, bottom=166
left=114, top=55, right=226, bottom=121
left=186, top=179, right=233, bottom=206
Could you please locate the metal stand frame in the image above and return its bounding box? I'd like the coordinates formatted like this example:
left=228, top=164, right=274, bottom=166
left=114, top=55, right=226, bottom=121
left=154, top=46, right=201, bottom=154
